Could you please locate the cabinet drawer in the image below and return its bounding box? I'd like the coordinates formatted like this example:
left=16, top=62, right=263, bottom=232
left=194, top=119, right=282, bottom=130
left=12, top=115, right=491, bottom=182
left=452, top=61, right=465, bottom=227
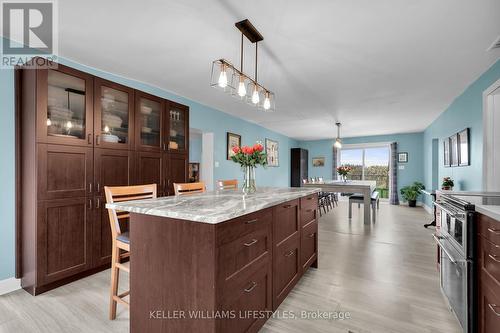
left=301, top=221, right=318, bottom=271
left=478, top=214, right=500, bottom=246
left=479, top=271, right=500, bottom=333
left=479, top=236, right=500, bottom=287
left=218, top=220, right=272, bottom=283
left=218, top=256, right=272, bottom=333
left=273, top=235, right=300, bottom=308
left=274, top=199, right=299, bottom=245
left=300, top=193, right=318, bottom=210
left=300, top=205, right=317, bottom=226
left=217, top=208, right=272, bottom=246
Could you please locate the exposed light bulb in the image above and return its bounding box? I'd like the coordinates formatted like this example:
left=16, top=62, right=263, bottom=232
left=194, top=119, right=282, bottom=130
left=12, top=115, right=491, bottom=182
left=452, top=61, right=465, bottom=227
left=334, top=139, right=342, bottom=149
left=263, top=93, right=271, bottom=110
left=238, top=77, right=246, bottom=97
left=66, top=121, right=73, bottom=129
left=218, top=65, right=228, bottom=88
left=46, top=118, right=52, bottom=126
left=104, top=125, right=110, bottom=133
left=251, top=87, right=260, bottom=104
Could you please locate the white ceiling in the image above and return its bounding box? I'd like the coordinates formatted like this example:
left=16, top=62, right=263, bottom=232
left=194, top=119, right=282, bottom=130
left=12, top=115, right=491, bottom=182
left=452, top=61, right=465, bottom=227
left=59, top=0, right=500, bottom=140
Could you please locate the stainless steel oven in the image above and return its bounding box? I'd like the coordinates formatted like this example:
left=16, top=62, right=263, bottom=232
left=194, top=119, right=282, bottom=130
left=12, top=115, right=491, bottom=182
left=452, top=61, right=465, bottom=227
left=434, top=195, right=476, bottom=333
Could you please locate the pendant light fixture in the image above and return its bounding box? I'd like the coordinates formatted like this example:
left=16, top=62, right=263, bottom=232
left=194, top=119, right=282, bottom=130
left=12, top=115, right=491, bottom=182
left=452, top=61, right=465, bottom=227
left=210, top=19, right=275, bottom=111
left=334, top=122, right=342, bottom=149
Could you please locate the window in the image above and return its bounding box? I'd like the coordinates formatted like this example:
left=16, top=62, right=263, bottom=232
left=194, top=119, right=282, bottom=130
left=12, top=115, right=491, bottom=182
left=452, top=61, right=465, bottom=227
left=339, top=145, right=390, bottom=198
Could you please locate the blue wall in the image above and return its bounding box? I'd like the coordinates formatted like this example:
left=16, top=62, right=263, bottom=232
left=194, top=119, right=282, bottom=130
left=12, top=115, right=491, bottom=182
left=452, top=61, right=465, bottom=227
left=298, top=132, right=425, bottom=201
left=0, top=56, right=297, bottom=280
left=422, top=59, right=500, bottom=205
left=189, top=135, right=202, bottom=163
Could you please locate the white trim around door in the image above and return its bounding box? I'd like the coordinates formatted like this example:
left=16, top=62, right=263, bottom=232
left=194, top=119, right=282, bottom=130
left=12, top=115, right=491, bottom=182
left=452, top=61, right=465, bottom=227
left=483, top=78, right=500, bottom=191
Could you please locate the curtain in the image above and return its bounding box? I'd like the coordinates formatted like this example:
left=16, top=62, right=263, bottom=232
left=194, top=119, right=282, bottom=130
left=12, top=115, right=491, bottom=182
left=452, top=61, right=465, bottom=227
left=389, top=142, right=399, bottom=205
left=332, top=146, right=338, bottom=180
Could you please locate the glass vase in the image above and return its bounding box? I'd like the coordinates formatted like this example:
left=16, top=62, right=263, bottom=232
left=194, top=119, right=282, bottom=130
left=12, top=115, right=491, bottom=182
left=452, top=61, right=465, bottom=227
left=242, top=165, right=257, bottom=195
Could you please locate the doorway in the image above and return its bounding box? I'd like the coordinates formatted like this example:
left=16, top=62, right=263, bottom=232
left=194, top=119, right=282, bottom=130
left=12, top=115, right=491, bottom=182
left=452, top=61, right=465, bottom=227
left=483, top=79, right=500, bottom=191
left=189, top=128, right=214, bottom=190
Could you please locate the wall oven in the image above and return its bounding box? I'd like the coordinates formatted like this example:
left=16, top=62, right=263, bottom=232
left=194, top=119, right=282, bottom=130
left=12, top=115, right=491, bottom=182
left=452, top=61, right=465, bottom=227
left=434, top=195, right=476, bottom=333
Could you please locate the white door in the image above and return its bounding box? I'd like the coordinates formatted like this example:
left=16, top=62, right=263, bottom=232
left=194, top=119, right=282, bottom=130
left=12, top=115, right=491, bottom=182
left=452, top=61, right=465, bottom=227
left=483, top=80, right=500, bottom=191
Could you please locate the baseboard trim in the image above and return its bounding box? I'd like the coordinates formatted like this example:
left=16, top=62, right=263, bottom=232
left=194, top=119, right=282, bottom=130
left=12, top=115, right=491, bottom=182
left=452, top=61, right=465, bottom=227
left=423, top=203, right=433, bottom=214
left=0, top=277, right=21, bottom=295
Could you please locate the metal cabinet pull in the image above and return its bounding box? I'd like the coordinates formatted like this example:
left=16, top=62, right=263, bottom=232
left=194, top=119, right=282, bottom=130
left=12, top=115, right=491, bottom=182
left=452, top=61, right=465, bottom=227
left=244, top=281, right=257, bottom=293
left=308, top=233, right=315, bottom=238
left=244, top=239, right=258, bottom=247
left=284, top=250, right=295, bottom=257
left=488, top=228, right=500, bottom=235
left=283, top=204, right=292, bottom=209
left=89, top=183, right=92, bottom=193
left=97, top=183, right=100, bottom=193
left=87, top=134, right=92, bottom=144
left=306, top=209, right=313, bottom=213
left=88, top=199, right=92, bottom=210
left=307, top=197, right=313, bottom=200
left=245, top=219, right=258, bottom=224
left=96, top=198, right=100, bottom=209
left=488, top=304, right=500, bottom=317
left=96, top=135, right=100, bottom=145
left=489, top=254, right=500, bottom=263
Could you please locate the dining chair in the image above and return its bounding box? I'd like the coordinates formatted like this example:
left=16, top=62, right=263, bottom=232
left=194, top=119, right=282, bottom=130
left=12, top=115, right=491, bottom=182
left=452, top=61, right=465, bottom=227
left=104, top=184, right=157, bottom=320
left=173, top=182, right=206, bottom=195
left=216, top=179, right=238, bottom=190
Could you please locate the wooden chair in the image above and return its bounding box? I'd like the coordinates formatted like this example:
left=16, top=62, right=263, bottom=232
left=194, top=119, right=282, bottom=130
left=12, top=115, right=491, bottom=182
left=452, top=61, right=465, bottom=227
left=173, top=182, right=206, bottom=196
left=104, top=184, right=157, bottom=320
left=216, top=179, right=238, bottom=190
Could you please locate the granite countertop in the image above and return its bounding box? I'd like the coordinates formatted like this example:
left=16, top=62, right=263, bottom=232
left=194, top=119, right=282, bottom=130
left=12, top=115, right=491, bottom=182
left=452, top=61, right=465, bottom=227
left=476, top=205, right=500, bottom=222
left=106, top=187, right=321, bottom=224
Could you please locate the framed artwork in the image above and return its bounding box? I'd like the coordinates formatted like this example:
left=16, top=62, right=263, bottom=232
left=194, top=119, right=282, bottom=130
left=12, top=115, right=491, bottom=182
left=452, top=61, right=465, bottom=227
left=398, top=152, right=408, bottom=163
left=443, top=138, right=450, bottom=167
left=312, top=157, right=325, bottom=167
left=458, top=128, right=470, bottom=166
left=265, top=138, right=279, bottom=167
left=450, top=134, right=459, bottom=167
left=226, top=132, right=241, bottom=160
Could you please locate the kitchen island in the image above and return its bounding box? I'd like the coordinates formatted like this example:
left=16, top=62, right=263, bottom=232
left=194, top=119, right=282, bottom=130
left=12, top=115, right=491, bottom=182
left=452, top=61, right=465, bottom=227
left=107, top=187, right=320, bottom=333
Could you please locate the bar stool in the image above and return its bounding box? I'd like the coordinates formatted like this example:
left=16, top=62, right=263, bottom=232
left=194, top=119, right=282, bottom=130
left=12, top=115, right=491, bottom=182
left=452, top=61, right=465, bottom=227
left=104, top=184, right=157, bottom=320
left=173, top=182, right=206, bottom=195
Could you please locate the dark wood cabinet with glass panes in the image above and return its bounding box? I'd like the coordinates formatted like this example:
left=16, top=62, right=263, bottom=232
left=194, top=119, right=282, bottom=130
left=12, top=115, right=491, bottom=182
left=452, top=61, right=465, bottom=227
left=17, top=59, right=189, bottom=295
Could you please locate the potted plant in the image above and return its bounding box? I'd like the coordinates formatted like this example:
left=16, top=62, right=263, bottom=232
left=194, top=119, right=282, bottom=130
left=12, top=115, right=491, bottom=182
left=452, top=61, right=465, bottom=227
left=337, top=165, right=352, bottom=182
left=400, top=181, right=425, bottom=207
left=230, top=142, right=267, bottom=194
left=441, top=177, right=454, bottom=191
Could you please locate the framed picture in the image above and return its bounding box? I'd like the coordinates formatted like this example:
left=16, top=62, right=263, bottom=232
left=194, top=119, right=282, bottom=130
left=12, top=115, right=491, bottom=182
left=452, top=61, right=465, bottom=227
left=458, top=128, right=470, bottom=166
left=226, top=132, right=241, bottom=160
left=450, top=134, right=459, bottom=167
left=312, top=157, right=325, bottom=167
left=398, top=152, right=408, bottom=163
left=443, top=138, right=450, bottom=167
left=265, top=138, right=279, bottom=167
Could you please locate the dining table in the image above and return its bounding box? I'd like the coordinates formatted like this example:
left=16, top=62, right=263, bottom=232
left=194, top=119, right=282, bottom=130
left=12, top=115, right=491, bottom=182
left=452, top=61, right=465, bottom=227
left=303, top=180, right=377, bottom=224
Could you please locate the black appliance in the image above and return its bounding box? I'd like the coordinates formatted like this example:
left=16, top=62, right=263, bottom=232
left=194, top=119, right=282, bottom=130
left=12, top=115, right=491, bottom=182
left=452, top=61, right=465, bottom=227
left=290, top=148, right=308, bottom=187
left=434, top=194, right=476, bottom=333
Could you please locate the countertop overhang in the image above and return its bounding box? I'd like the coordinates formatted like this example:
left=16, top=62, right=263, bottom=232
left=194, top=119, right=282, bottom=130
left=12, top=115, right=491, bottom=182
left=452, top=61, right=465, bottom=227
left=106, top=187, right=321, bottom=224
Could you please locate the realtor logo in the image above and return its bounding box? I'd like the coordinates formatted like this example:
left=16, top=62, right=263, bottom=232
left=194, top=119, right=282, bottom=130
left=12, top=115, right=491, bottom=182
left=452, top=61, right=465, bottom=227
left=1, top=0, right=58, bottom=67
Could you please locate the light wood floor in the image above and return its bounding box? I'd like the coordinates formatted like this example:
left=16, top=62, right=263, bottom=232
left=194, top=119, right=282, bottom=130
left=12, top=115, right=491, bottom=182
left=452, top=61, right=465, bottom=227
left=0, top=201, right=461, bottom=333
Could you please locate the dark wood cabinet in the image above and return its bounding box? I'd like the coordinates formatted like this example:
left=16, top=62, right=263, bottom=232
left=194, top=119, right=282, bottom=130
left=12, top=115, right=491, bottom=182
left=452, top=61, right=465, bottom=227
left=18, top=60, right=189, bottom=295
left=290, top=148, right=308, bottom=187
left=37, top=198, right=93, bottom=285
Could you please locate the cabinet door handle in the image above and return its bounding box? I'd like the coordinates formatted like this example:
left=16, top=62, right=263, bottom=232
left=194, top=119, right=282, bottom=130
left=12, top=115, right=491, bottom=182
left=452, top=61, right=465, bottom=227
left=96, top=183, right=100, bottom=193
left=489, top=254, right=500, bottom=263
left=307, top=197, right=313, bottom=200
left=163, top=143, right=166, bottom=151
left=88, top=199, right=92, bottom=210
left=306, top=209, right=313, bottom=213
left=488, top=304, right=500, bottom=317
left=488, top=228, right=500, bottom=235
left=87, top=134, right=92, bottom=144
left=95, top=198, right=100, bottom=209
left=244, top=239, right=258, bottom=247
left=96, top=135, right=100, bottom=145
left=284, top=250, right=295, bottom=257
left=308, top=233, right=315, bottom=238
left=283, top=204, right=292, bottom=209
left=245, top=219, right=258, bottom=224
left=89, top=183, right=92, bottom=193
left=244, top=281, right=257, bottom=293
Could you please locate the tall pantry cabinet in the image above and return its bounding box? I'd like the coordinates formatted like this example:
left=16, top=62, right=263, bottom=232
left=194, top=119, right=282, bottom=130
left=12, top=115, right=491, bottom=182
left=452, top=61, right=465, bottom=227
left=18, top=61, right=189, bottom=295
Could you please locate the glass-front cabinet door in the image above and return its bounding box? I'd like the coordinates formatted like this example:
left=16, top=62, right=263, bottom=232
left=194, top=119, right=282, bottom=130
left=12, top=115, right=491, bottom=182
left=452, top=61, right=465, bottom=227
left=167, top=102, right=188, bottom=153
left=135, top=91, right=164, bottom=152
left=39, top=66, right=93, bottom=146
left=94, top=78, right=134, bottom=149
